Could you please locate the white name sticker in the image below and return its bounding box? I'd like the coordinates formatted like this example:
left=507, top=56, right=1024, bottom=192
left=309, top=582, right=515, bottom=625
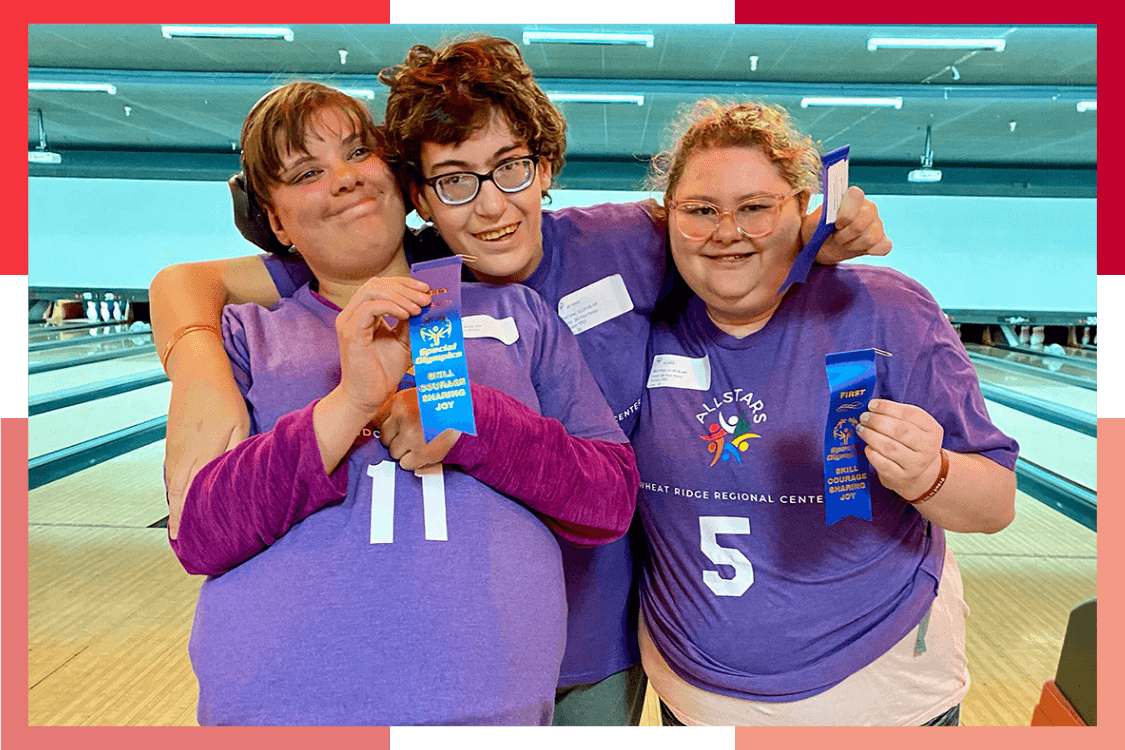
left=647, top=353, right=712, bottom=391
left=558, top=274, right=634, bottom=336
left=462, top=315, right=519, bottom=345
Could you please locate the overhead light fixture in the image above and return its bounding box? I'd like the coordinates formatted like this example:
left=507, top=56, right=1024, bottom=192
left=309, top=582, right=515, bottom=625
left=908, top=125, right=941, bottom=183
left=801, top=96, right=902, bottom=109
left=161, top=25, right=294, bottom=42
left=547, top=93, right=645, bottom=106
left=868, top=37, right=1006, bottom=52
left=523, top=31, right=654, bottom=47
left=29, top=108, right=61, bottom=165
left=908, top=168, right=942, bottom=183
left=1077, top=101, right=1097, bottom=113
left=29, top=150, right=61, bottom=165
left=29, top=81, right=116, bottom=95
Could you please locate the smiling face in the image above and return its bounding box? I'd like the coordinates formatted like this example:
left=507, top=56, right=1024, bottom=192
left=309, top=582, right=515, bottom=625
left=411, top=112, right=552, bottom=284
left=265, top=107, right=409, bottom=294
left=669, top=146, right=808, bottom=336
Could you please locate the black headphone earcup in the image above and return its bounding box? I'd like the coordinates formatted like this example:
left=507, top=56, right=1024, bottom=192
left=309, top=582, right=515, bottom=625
left=229, top=172, right=291, bottom=255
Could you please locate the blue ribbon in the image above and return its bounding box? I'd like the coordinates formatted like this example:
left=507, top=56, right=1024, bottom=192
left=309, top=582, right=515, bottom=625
left=779, top=145, right=850, bottom=294
left=409, top=256, right=477, bottom=441
left=823, top=348, right=877, bottom=525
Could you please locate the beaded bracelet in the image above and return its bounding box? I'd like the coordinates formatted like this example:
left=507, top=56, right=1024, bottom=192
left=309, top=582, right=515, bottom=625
left=903, top=448, right=949, bottom=505
left=160, top=323, right=221, bottom=372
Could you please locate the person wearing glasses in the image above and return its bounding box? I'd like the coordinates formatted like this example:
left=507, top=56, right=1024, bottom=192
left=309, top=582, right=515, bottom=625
left=169, top=81, right=640, bottom=725
left=633, top=99, right=1018, bottom=726
left=150, top=37, right=891, bottom=725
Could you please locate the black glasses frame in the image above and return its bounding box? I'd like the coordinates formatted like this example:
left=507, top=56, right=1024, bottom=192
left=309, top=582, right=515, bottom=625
left=420, top=153, right=540, bottom=206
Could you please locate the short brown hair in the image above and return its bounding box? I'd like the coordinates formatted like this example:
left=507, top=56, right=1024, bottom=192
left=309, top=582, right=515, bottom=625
left=378, top=36, right=567, bottom=192
left=649, top=99, right=821, bottom=206
left=240, top=81, right=383, bottom=207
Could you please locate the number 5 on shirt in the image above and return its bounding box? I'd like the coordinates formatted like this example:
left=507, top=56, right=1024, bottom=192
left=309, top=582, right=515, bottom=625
left=700, top=516, right=754, bottom=596
left=367, top=461, right=448, bottom=544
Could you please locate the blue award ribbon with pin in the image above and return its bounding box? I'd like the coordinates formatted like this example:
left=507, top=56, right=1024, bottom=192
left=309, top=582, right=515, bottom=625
left=408, top=256, right=476, bottom=441
left=823, top=347, right=890, bottom=525
left=779, top=145, right=850, bottom=294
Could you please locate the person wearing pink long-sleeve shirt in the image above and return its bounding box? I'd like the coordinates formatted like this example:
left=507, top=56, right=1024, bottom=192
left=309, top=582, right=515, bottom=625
left=169, top=81, right=638, bottom=726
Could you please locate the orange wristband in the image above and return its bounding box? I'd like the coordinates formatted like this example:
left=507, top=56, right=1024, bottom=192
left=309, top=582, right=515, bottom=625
left=904, top=448, right=949, bottom=505
left=160, top=323, right=221, bottom=372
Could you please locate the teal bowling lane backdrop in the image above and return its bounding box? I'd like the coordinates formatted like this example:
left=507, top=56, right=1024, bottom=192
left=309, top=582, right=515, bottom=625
left=29, top=177, right=1094, bottom=313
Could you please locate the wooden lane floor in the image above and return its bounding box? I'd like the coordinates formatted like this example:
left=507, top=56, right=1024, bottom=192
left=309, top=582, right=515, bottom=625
left=28, top=441, right=202, bottom=726
left=946, top=490, right=1095, bottom=726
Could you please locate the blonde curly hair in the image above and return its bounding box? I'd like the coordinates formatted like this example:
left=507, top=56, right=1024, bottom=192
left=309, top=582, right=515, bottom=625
left=648, top=99, right=822, bottom=208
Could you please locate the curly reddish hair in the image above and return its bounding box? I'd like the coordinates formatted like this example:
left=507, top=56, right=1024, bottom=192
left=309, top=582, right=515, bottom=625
left=378, top=36, right=567, bottom=193
left=648, top=99, right=821, bottom=212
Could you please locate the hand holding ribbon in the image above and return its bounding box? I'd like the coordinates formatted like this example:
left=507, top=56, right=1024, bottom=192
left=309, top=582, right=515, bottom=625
left=802, top=185, right=892, bottom=263
left=781, top=145, right=851, bottom=292
left=373, top=386, right=461, bottom=472
left=335, top=275, right=431, bottom=421
left=856, top=399, right=945, bottom=501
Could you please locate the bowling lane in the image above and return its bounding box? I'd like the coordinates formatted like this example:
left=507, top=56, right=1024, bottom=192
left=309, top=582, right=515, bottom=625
left=28, top=332, right=154, bottom=368
left=964, top=343, right=1096, bottom=384
left=29, top=382, right=171, bottom=459
left=981, top=401, right=1096, bottom=491
left=972, top=360, right=1096, bottom=414
left=29, top=352, right=162, bottom=397
left=30, top=324, right=152, bottom=350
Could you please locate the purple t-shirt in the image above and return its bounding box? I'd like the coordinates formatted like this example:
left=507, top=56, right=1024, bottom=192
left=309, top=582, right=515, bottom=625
left=633, top=265, right=1019, bottom=702
left=522, top=203, right=666, bottom=685
left=264, top=202, right=667, bottom=687
left=188, top=282, right=624, bottom=725
left=265, top=205, right=665, bottom=434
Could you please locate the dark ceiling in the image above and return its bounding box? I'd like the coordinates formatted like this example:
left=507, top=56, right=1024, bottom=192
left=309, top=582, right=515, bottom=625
left=28, top=23, right=1097, bottom=197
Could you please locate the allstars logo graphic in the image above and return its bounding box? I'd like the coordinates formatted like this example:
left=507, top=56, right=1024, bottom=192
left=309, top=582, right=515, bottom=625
left=696, top=389, right=767, bottom=467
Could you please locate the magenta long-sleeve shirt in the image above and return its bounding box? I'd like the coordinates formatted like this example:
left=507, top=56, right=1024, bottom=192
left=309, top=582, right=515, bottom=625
left=172, top=282, right=637, bottom=577
left=174, top=282, right=636, bottom=726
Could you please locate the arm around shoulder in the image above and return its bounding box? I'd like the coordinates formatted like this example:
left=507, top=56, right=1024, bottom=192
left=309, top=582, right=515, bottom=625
left=170, top=400, right=350, bottom=576
left=149, top=255, right=280, bottom=365
left=446, top=383, right=639, bottom=546
left=153, top=255, right=285, bottom=537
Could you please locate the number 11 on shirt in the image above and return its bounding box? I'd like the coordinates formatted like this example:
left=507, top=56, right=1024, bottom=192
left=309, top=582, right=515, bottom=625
left=367, top=461, right=449, bottom=544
